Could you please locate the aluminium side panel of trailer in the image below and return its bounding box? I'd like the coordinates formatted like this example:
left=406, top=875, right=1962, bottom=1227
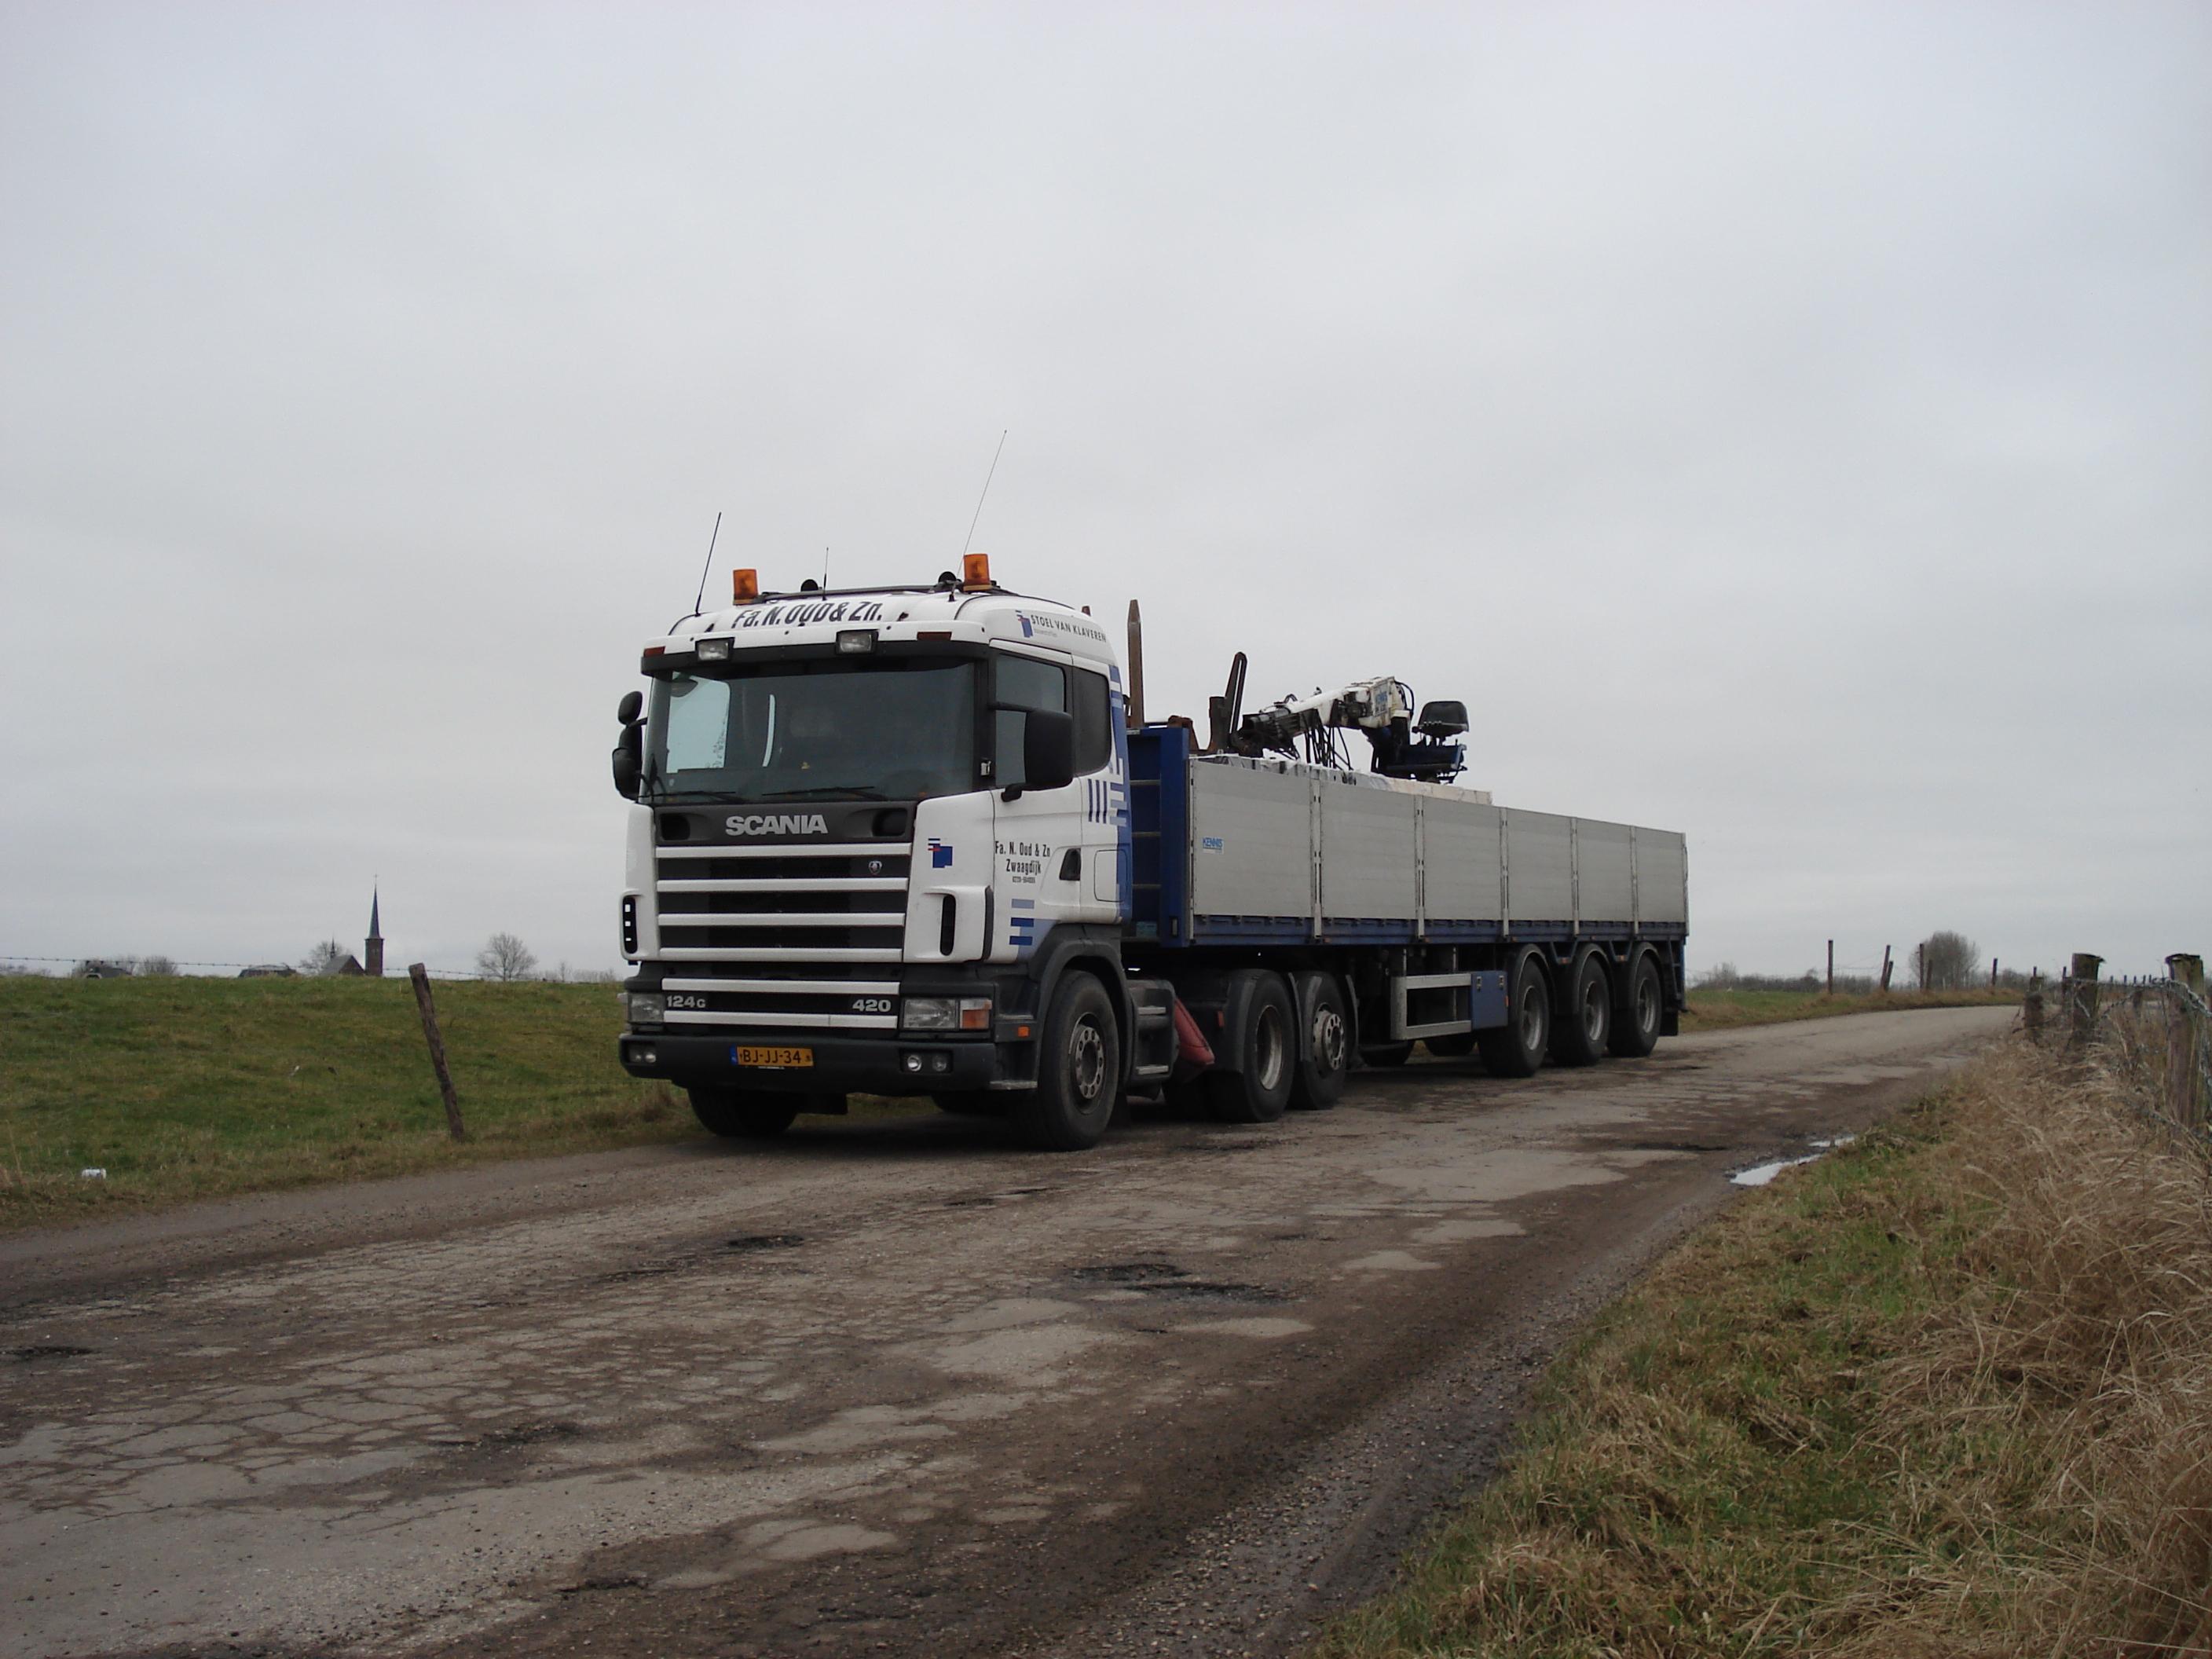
left=1127, top=727, right=1685, bottom=950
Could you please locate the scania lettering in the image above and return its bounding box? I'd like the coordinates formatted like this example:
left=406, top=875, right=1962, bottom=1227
left=612, top=553, right=1688, bottom=1149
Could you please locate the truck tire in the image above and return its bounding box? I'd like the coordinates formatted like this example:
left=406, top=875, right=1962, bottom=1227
left=1207, top=972, right=1295, bottom=1123
left=1424, top=1032, right=1477, bottom=1058
left=687, top=1088, right=800, bottom=1140
left=1609, top=952, right=1664, bottom=1059
left=1477, top=954, right=1551, bottom=1078
left=1288, top=975, right=1350, bottom=1111
left=1016, top=972, right=1120, bottom=1150
left=1550, top=952, right=1611, bottom=1067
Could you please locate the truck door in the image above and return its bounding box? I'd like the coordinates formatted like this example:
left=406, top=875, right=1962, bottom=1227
left=988, top=650, right=1102, bottom=963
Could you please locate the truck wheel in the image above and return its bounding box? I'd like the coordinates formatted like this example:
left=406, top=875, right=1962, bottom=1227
left=1206, top=972, right=1295, bottom=1123
left=1477, top=954, right=1551, bottom=1078
left=1288, top=976, right=1350, bottom=1111
left=1609, top=953, right=1664, bottom=1058
left=1016, top=972, right=1120, bottom=1150
left=1424, top=1032, right=1477, bottom=1058
left=1550, top=954, right=1611, bottom=1067
left=687, top=1088, right=800, bottom=1140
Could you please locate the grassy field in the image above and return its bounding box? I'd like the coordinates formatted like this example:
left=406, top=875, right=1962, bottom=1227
left=1316, top=1038, right=2212, bottom=1658
left=0, top=975, right=709, bottom=1230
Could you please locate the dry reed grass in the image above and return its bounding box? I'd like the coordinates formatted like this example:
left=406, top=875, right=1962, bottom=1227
left=1317, top=1036, right=2212, bottom=1658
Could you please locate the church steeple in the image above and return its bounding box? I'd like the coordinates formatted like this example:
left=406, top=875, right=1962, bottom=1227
left=364, top=884, right=385, bottom=978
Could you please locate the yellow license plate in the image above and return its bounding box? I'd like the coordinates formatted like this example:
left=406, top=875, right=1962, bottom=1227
left=734, top=1046, right=813, bottom=1069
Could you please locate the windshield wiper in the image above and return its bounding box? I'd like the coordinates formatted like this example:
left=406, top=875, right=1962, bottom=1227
left=752, top=785, right=888, bottom=801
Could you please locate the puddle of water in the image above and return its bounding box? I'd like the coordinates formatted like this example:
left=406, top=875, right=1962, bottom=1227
left=1731, top=1136, right=1855, bottom=1188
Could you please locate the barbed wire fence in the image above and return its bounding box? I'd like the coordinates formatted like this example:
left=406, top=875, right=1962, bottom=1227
left=2025, top=951, right=2210, bottom=1148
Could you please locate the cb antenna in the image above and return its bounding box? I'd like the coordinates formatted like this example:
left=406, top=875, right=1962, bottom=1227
left=690, top=511, right=723, bottom=616
left=961, top=430, right=1009, bottom=560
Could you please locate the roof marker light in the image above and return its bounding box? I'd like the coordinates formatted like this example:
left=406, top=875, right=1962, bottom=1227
left=961, top=553, right=991, bottom=591
left=732, top=568, right=760, bottom=603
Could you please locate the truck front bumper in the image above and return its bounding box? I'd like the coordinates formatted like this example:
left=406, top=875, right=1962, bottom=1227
left=619, top=1031, right=1029, bottom=1096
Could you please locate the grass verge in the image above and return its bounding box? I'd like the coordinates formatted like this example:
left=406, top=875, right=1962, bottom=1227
left=1680, top=986, right=2019, bottom=1033
left=0, top=976, right=925, bottom=1232
left=1317, top=1037, right=2212, bottom=1658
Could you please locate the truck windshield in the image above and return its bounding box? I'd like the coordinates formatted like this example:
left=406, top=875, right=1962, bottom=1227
left=646, top=659, right=977, bottom=803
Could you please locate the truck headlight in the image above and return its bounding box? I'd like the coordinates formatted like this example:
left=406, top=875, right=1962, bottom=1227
left=627, top=992, right=666, bottom=1025
left=695, top=638, right=732, bottom=662
left=903, top=996, right=991, bottom=1031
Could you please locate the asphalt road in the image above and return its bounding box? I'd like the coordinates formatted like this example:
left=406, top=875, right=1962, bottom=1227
left=0, top=1005, right=2014, bottom=1659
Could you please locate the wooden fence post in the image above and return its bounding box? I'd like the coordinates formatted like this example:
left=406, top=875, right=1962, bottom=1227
left=408, top=962, right=468, bottom=1141
left=2067, top=952, right=2102, bottom=1055
left=1990, top=957, right=1998, bottom=989
left=2166, top=954, right=2207, bottom=1130
left=2169, top=953, right=2205, bottom=998
left=1826, top=939, right=1834, bottom=998
left=1878, top=946, right=1893, bottom=993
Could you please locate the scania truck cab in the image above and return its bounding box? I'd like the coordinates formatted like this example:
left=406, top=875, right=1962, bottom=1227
left=613, top=557, right=1141, bottom=1147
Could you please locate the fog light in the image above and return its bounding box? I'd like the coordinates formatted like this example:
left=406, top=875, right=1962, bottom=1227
left=632, top=1046, right=657, bottom=1066
left=696, top=637, right=732, bottom=661
left=929, top=1053, right=950, bottom=1074
left=903, top=1052, right=925, bottom=1073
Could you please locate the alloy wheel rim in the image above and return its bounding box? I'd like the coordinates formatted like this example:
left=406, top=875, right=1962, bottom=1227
left=1071, top=1020, right=1106, bottom=1101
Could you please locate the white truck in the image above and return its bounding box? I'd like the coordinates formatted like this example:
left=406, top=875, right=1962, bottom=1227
left=611, top=555, right=1687, bottom=1150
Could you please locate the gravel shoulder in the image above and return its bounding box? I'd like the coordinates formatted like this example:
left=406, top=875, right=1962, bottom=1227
left=0, top=1006, right=2013, bottom=1658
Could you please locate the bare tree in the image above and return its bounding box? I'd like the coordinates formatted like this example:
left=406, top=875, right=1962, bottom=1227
left=299, top=939, right=351, bottom=976
left=1916, top=930, right=1980, bottom=991
left=139, top=955, right=180, bottom=976
left=476, top=932, right=539, bottom=982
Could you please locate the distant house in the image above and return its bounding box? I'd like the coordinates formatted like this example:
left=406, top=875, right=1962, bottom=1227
left=75, top=960, right=134, bottom=979
left=238, top=964, right=298, bottom=979
left=322, top=954, right=365, bottom=977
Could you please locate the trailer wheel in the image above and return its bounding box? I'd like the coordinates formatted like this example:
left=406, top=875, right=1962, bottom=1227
left=1289, top=976, right=1350, bottom=1111
left=1550, top=954, right=1611, bottom=1067
left=1207, top=972, right=1294, bottom=1123
left=1478, top=954, right=1551, bottom=1078
left=1016, top=972, right=1120, bottom=1150
left=1608, top=952, right=1664, bottom=1058
left=687, top=1089, right=800, bottom=1140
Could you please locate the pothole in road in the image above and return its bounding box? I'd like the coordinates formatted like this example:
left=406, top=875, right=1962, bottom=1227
left=1622, top=1141, right=1733, bottom=1153
left=1067, top=1262, right=1287, bottom=1304
left=435, top=1420, right=584, bottom=1452
left=726, top=1234, right=806, bottom=1253
left=1069, top=1262, right=1185, bottom=1284
left=8, top=1344, right=93, bottom=1363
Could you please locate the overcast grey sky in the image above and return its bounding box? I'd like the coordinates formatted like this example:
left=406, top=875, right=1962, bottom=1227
left=3, top=2, right=2207, bottom=982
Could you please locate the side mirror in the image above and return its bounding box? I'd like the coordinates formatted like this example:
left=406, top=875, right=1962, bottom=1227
left=1021, top=709, right=1076, bottom=793
left=612, top=724, right=643, bottom=800
left=617, top=690, right=643, bottom=724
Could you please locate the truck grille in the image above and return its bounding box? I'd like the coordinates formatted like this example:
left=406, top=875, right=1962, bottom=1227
left=653, top=844, right=906, bottom=1031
